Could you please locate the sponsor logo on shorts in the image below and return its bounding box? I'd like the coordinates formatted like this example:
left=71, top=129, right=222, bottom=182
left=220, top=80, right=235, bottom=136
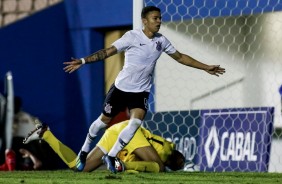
left=104, top=103, right=112, bottom=114
left=144, top=98, right=148, bottom=110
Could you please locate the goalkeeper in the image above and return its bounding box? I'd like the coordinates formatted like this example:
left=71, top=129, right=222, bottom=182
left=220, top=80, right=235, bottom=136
left=23, top=120, right=185, bottom=172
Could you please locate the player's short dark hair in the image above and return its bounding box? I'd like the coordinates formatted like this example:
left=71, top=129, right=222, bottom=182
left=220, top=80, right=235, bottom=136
left=141, top=6, right=161, bottom=18
left=167, top=150, right=185, bottom=171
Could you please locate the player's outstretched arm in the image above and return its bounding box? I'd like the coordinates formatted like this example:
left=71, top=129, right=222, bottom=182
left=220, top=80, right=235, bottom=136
left=83, top=146, right=104, bottom=172
left=169, top=51, right=225, bottom=77
left=124, top=161, right=160, bottom=172
left=204, top=65, right=226, bottom=77
left=63, top=46, right=118, bottom=73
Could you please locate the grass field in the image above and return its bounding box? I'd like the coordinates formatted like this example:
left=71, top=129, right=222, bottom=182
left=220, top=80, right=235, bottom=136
left=0, top=170, right=282, bottom=184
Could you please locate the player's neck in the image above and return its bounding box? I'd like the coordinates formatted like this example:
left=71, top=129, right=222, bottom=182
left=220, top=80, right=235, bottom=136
left=142, top=29, right=155, bottom=39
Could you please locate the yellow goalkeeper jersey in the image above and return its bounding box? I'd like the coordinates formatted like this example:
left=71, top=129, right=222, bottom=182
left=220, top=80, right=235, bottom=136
left=96, top=120, right=175, bottom=163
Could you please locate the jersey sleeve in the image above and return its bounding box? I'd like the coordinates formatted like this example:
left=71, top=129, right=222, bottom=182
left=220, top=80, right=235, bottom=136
left=163, top=36, right=176, bottom=54
left=111, top=31, right=132, bottom=53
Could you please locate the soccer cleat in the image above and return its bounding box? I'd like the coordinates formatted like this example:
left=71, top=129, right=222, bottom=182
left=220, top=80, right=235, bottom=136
left=0, top=163, right=8, bottom=171
left=75, top=151, right=88, bottom=172
left=114, top=157, right=125, bottom=172
left=23, top=123, right=49, bottom=144
left=102, top=154, right=117, bottom=174
left=5, top=149, right=16, bottom=171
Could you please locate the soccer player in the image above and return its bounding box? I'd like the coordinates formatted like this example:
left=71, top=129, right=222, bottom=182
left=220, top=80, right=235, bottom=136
left=23, top=120, right=185, bottom=172
left=0, top=98, right=60, bottom=171
left=63, top=6, right=225, bottom=173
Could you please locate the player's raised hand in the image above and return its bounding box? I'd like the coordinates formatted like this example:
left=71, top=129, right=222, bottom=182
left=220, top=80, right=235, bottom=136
left=63, top=57, right=83, bottom=73
left=205, top=65, right=225, bottom=77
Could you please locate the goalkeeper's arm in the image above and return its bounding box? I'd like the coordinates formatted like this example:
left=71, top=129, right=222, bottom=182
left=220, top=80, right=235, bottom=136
left=124, top=161, right=160, bottom=173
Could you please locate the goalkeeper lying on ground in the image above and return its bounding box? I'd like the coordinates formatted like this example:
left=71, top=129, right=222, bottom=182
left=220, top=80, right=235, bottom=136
left=23, top=120, right=185, bottom=172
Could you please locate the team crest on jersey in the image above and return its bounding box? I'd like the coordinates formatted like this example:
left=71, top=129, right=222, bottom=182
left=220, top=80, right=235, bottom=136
left=104, top=103, right=112, bottom=114
left=156, top=41, right=162, bottom=51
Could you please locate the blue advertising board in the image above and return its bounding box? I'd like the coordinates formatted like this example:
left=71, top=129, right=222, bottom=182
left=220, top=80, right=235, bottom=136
left=144, top=107, right=274, bottom=172
left=198, top=107, right=274, bottom=172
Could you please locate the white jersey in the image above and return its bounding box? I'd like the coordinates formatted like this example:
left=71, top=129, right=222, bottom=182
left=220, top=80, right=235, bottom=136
left=112, top=29, right=176, bottom=92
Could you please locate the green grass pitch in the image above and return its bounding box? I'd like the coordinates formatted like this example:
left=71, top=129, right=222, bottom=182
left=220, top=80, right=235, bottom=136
left=0, top=170, right=282, bottom=184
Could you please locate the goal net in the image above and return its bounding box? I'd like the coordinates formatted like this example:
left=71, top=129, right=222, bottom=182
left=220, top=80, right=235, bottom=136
left=140, top=0, right=282, bottom=172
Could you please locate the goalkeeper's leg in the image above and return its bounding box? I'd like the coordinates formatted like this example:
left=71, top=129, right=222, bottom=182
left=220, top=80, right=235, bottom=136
left=42, top=129, right=105, bottom=172
left=42, top=130, right=77, bottom=169
left=24, top=124, right=77, bottom=169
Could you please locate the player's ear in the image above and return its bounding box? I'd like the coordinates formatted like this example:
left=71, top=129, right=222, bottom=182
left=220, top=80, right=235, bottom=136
left=142, top=18, right=148, bottom=25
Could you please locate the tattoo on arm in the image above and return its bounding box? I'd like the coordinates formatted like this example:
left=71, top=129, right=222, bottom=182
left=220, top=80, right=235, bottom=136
left=88, top=49, right=108, bottom=62
left=86, top=46, right=117, bottom=63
